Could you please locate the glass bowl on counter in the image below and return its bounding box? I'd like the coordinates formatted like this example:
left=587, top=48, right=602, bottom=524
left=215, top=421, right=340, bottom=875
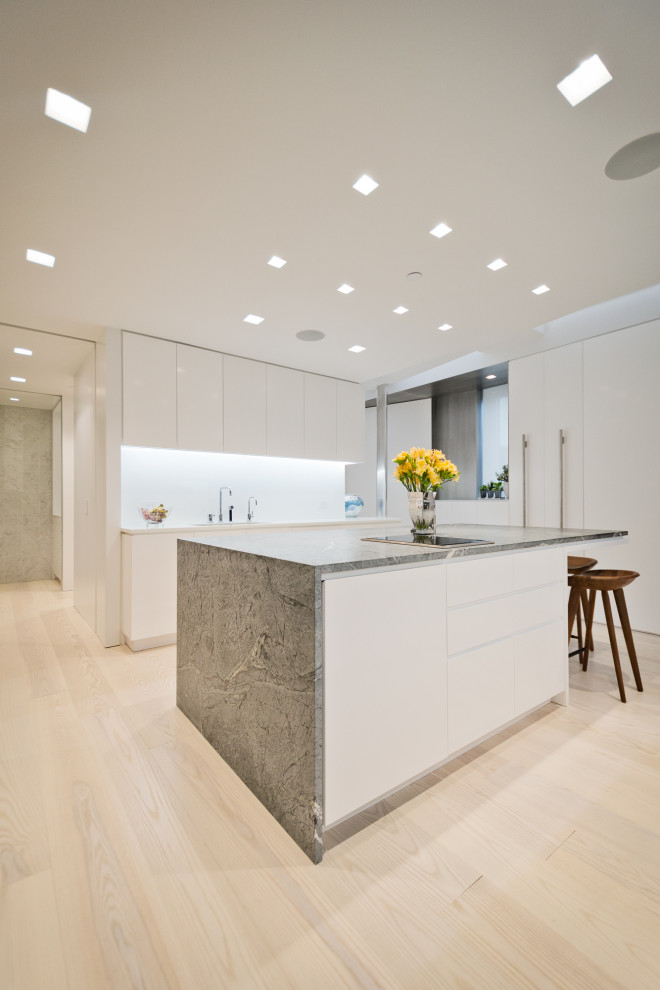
left=138, top=502, right=172, bottom=526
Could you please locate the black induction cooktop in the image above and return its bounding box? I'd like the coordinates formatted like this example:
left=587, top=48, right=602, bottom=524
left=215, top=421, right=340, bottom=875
left=361, top=534, right=495, bottom=549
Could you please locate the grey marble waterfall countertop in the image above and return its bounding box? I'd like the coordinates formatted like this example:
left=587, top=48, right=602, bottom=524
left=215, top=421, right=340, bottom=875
left=179, top=523, right=626, bottom=575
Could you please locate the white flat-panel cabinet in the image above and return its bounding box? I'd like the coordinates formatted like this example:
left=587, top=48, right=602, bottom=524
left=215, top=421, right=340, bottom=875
left=177, top=344, right=223, bottom=452
left=336, top=380, right=365, bottom=462
left=266, top=365, right=305, bottom=458
left=122, top=332, right=177, bottom=448
left=543, top=343, right=583, bottom=528
left=508, top=353, right=544, bottom=527
left=583, top=321, right=660, bottom=634
left=223, top=355, right=267, bottom=455
left=509, top=345, right=583, bottom=528
left=305, top=373, right=337, bottom=460
left=324, top=565, right=448, bottom=826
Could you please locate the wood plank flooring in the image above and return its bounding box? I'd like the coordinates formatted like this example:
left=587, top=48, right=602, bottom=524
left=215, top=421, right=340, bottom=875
left=1, top=579, right=659, bottom=989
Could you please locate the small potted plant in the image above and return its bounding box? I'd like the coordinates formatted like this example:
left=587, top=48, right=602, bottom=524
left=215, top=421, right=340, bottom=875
left=479, top=484, right=488, bottom=499
left=492, top=481, right=504, bottom=499
left=496, top=465, right=508, bottom=499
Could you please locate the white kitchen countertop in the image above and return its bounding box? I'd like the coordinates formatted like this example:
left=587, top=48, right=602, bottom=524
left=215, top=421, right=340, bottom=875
left=121, top=516, right=400, bottom=535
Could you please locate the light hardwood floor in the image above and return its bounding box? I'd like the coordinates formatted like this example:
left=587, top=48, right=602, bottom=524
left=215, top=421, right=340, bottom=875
left=1, top=580, right=659, bottom=990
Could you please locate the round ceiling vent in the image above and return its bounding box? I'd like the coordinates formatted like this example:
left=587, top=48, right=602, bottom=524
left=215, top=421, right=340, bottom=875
left=605, top=132, right=660, bottom=180
left=407, top=271, right=423, bottom=279
left=296, top=329, right=325, bottom=342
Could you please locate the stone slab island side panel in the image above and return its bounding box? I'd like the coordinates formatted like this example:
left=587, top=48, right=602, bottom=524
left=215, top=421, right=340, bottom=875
left=177, top=540, right=321, bottom=861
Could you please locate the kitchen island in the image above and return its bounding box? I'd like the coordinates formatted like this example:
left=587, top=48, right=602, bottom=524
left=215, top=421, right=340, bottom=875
left=176, top=523, right=624, bottom=862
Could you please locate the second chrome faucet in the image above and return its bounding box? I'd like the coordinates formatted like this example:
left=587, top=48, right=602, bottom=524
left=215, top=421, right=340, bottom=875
left=247, top=496, right=258, bottom=522
left=218, top=486, right=232, bottom=522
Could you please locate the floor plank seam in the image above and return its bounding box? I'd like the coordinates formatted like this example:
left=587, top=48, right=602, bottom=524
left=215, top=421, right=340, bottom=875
left=545, top=830, right=576, bottom=861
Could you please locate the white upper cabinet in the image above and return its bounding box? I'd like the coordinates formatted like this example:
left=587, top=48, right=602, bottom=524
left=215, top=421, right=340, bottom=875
left=223, top=355, right=267, bottom=455
left=266, top=365, right=305, bottom=458
left=508, top=353, right=545, bottom=527
left=122, top=332, right=177, bottom=448
left=177, top=344, right=223, bottom=452
left=336, top=380, right=365, bottom=462
left=304, top=373, right=337, bottom=460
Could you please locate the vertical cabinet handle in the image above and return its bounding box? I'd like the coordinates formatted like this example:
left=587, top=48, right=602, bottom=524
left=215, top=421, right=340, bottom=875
left=559, top=428, right=566, bottom=528
left=522, top=433, right=528, bottom=527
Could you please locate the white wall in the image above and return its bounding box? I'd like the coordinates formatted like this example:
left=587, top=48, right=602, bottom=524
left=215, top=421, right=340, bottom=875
left=345, top=399, right=432, bottom=521
left=74, top=349, right=96, bottom=629
left=61, top=392, right=74, bottom=591
left=122, top=447, right=346, bottom=527
left=481, top=384, right=508, bottom=487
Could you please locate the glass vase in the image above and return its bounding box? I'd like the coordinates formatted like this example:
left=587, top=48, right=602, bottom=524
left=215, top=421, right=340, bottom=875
left=407, top=491, right=436, bottom=533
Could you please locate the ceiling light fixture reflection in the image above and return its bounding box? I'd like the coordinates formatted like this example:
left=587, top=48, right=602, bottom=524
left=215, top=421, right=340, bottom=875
left=267, top=255, right=287, bottom=268
left=14, top=347, right=33, bottom=355
left=26, top=249, right=55, bottom=267
left=393, top=306, right=408, bottom=315
left=10, top=397, right=20, bottom=402
left=353, top=174, right=379, bottom=195
left=430, top=222, right=452, bottom=239
left=243, top=314, right=264, bottom=324
left=10, top=377, right=26, bottom=383
left=485, top=374, right=497, bottom=380
left=438, top=323, right=453, bottom=331
left=557, top=55, right=612, bottom=106
left=337, top=283, right=354, bottom=294
left=45, top=88, right=92, bottom=132
left=348, top=345, right=366, bottom=353
left=487, top=258, right=508, bottom=271
left=532, top=284, right=550, bottom=295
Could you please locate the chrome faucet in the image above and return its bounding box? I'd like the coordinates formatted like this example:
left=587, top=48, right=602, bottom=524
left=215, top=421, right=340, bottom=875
left=219, top=486, right=232, bottom=522
left=247, top=496, right=258, bottom=522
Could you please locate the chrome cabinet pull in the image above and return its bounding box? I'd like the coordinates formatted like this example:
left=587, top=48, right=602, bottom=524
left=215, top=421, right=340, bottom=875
left=559, top=429, right=566, bottom=528
left=522, top=434, right=528, bottom=527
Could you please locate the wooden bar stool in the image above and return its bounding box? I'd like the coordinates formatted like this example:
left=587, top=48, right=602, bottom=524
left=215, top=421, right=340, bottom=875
left=567, top=555, right=597, bottom=658
left=567, top=569, right=643, bottom=703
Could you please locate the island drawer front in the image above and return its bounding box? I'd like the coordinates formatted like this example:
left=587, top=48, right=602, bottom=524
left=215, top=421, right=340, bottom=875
left=447, top=583, right=565, bottom=656
left=447, top=547, right=565, bottom=607
left=448, top=620, right=565, bottom=753
left=448, top=639, right=516, bottom=753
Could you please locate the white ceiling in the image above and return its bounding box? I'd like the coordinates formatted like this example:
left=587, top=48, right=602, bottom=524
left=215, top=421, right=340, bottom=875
left=1, top=0, right=659, bottom=390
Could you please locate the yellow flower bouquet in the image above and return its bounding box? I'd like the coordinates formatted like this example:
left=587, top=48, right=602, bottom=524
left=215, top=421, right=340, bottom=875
left=393, top=447, right=460, bottom=532
left=392, top=447, right=460, bottom=492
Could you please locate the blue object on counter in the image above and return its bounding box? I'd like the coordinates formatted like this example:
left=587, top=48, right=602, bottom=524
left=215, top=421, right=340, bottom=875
left=345, top=494, right=364, bottom=518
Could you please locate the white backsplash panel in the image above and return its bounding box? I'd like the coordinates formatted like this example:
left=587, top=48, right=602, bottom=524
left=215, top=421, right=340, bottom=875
left=121, top=447, right=346, bottom=528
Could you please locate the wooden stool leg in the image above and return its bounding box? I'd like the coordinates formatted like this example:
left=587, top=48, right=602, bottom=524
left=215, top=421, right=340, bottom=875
left=601, top=590, right=627, bottom=703
left=567, top=587, right=580, bottom=647
left=613, top=588, right=643, bottom=693
left=581, top=589, right=594, bottom=652
left=583, top=589, right=597, bottom=672
left=576, top=598, right=584, bottom=655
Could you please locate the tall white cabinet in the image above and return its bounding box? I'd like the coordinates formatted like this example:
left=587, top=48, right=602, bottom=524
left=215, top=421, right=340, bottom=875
left=509, top=322, right=660, bottom=634
left=509, top=342, right=583, bottom=529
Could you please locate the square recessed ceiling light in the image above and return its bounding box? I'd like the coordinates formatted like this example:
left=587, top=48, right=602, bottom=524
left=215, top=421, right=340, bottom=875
left=430, top=222, right=452, bottom=239
left=438, top=323, right=453, bottom=331
left=10, top=376, right=26, bottom=383
left=393, top=306, right=408, bottom=315
left=45, top=88, right=92, bottom=132
left=557, top=55, right=612, bottom=106
left=268, top=255, right=287, bottom=268
left=487, top=258, right=507, bottom=271
left=14, top=347, right=33, bottom=355
left=348, top=345, right=366, bottom=353
left=352, top=174, right=379, bottom=195
left=244, top=314, right=264, bottom=324
left=532, top=284, right=550, bottom=295
left=485, top=374, right=497, bottom=380
left=10, top=397, right=20, bottom=402
left=26, top=248, right=55, bottom=267
left=337, top=283, right=354, bottom=294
